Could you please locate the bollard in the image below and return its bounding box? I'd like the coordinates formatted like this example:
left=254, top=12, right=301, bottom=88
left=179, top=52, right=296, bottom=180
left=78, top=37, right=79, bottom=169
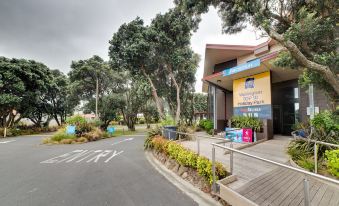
left=212, top=146, right=216, bottom=193
left=303, top=176, right=310, bottom=206
left=314, top=143, right=318, bottom=174
left=230, top=142, right=234, bottom=174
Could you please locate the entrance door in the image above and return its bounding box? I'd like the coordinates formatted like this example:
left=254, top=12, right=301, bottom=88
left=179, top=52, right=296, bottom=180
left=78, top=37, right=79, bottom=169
left=273, top=105, right=282, bottom=134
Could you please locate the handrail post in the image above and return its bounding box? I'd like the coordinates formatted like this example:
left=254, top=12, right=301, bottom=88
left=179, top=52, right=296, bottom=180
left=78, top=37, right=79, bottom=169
left=212, top=146, right=216, bottom=193
left=197, top=137, right=200, bottom=155
left=230, top=141, right=233, bottom=175
left=314, top=143, right=318, bottom=174
left=303, top=176, right=310, bottom=206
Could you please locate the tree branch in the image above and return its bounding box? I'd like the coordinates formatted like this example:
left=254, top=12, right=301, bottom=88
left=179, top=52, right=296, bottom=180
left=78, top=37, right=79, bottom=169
left=265, top=27, right=339, bottom=95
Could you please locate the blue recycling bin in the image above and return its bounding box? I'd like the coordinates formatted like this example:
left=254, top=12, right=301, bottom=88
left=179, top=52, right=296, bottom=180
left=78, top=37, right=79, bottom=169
left=66, top=125, right=76, bottom=135
left=107, top=127, right=115, bottom=135
left=163, top=126, right=177, bottom=140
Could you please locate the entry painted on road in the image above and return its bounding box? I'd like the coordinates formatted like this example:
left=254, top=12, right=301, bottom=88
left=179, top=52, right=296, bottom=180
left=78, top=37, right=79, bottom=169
left=40, top=149, right=124, bottom=164
left=0, top=140, right=16, bottom=144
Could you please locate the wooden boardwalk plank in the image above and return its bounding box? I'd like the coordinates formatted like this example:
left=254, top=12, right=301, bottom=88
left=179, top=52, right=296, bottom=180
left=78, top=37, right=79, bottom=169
left=261, top=171, right=302, bottom=206
left=319, top=188, right=334, bottom=206
left=237, top=167, right=286, bottom=195
left=299, top=179, right=322, bottom=206
left=311, top=184, right=327, bottom=206
left=270, top=174, right=304, bottom=205
left=253, top=169, right=295, bottom=204
left=246, top=168, right=289, bottom=199
left=279, top=176, right=305, bottom=206
left=328, top=189, right=339, bottom=206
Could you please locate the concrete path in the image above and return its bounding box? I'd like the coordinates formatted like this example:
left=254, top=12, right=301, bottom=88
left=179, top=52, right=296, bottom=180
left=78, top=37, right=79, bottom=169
left=181, top=136, right=291, bottom=189
left=0, top=134, right=197, bottom=206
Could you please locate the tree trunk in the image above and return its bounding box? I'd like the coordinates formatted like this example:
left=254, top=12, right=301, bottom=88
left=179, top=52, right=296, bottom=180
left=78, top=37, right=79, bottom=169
left=140, top=66, right=165, bottom=120
left=266, top=27, right=339, bottom=96
left=54, top=115, right=61, bottom=126
left=166, top=66, right=181, bottom=123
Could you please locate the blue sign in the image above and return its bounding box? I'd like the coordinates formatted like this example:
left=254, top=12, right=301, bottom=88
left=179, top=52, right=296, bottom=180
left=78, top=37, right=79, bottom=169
left=233, top=104, right=272, bottom=119
left=107, top=127, right=115, bottom=134
left=225, top=128, right=243, bottom=143
left=66, top=125, right=76, bottom=135
left=223, top=59, right=261, bottom=76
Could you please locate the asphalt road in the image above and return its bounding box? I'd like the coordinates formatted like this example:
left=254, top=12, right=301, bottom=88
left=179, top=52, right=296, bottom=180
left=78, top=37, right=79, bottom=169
left=0, top=134, right=197, bottom=206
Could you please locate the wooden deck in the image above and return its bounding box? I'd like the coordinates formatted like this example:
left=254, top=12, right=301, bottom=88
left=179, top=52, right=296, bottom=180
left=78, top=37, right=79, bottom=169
left=236, top=167, right=339, bottom=206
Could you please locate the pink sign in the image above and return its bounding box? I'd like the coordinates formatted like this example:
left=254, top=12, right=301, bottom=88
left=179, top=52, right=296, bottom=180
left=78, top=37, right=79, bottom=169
left=242, top=128, right=253, bottom=143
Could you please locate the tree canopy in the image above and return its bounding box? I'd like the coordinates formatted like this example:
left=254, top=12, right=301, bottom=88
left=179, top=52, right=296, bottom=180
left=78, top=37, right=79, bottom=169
left=176, top=0, right=339, bottom=108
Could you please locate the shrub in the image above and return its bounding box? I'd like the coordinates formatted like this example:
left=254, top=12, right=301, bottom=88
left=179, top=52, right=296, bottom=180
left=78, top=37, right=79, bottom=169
left=148, top=136, right=228, bottom=184
left=197, top=156, right=213, bottom=184
left=83, top=127, right=103, bottom=142
left=311, top=111, right=339, bottom=132
left=231, top=116, right=262, bottom=132
left=161, top=116, right=176, bottom=126
left=297, top=157, right=315, bottom=172
left=144, top=126, right=163, bottom=150
left=325, top=149, right=339, bottom=178
left=51, top=128, right=75, bottom=142
left=198, top=119, right=214, bottom=133
left=152, top=136, right=169, bottom=153
left=76, top=137, right=88, bottom=143
left=66, top=115, right=86, bottom=125
left=60, top=139, right=73, bottom=144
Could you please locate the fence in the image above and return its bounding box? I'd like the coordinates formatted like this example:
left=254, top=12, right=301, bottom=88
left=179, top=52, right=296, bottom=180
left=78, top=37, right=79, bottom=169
left=291, top=131, right=339, bottom=174
left=211, top=142, right=339, bottom=206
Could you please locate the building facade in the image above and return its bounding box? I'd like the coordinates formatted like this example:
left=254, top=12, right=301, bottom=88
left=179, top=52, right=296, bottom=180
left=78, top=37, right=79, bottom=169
left=202, top=40, right=330, bottom=138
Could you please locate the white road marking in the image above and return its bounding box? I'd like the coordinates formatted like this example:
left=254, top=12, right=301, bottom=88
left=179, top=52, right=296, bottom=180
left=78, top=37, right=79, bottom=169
left=76, top=150, right=102, bottom=163
left=104, top=150, right=124, bottom=163
left=41, top=149, right=123, bottom=164
left=86, top=150, right=112, bottom=163
left=111, top=138, right=134, bottom=146
left=0, top=140, right=16, bottom=144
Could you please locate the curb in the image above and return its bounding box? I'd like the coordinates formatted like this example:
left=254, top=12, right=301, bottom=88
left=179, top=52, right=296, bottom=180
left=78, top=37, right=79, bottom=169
left=145, top=151, right=222, bottom=206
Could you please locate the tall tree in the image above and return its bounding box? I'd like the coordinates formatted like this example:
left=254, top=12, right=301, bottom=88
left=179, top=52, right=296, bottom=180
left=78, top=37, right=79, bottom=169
left=68, top=55, right=124, bottom=119
left=109, top=18, right=165, bottom=120
left=150, top=8, right=200, bottom=122
left=176, top=0, right=339, bottom=108
left=0, top=57, right=53, bottom=128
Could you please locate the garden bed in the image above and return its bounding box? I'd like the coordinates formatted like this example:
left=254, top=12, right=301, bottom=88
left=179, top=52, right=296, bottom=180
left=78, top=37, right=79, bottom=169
left=0, top=126, right=59, bottom=137
left=145, top=134, right=231, bottom=206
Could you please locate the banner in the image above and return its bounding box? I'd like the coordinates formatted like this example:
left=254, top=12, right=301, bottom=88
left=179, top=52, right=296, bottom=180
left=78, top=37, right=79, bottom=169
left=233, top=71, right=272, bottom=119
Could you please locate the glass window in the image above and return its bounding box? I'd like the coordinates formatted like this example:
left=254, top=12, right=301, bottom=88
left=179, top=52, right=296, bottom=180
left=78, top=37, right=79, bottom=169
left=294, top=87, right=299, bottom=99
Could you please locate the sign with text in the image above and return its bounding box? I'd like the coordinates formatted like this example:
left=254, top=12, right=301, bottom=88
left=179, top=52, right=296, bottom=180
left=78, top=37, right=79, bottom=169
left=233, top=71, right=272, bottom=119
left=223, top=59, right=260, bottom=76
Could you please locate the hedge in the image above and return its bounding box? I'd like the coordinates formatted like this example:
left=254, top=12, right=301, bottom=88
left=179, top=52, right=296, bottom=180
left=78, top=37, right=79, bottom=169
left=151, top=136, right=228, bottom=184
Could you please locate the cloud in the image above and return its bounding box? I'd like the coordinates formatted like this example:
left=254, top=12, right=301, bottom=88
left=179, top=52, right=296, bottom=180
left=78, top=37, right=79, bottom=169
left=0, top=1, right=265, bottom=92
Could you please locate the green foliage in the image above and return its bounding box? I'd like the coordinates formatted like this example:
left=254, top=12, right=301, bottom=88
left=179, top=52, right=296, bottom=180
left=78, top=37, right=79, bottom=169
left=144, top=126, right=163, bottom=150
left=198, top=119, right=214, bottom=132
left=0, top=57, right=73, bottom=128
left=161, top=116, right=176, bottom=126
left=325, top=150, right=339, bottom=178
left=149, top=136, right=228, bottom=184
left=51, top=128, right=75, bottom=142
left=311, top=111, right=339, bottom=133
left=197, top=156, right=213, bottom=183
left=297, top=157, right=315, bottom=172
left=231, top=116, right=262, bottom=132
left=66, top=115, right=93, bottom=136
left=176, top=0, right=339, bottom=105
left=66, top=115, right=86, bottom=126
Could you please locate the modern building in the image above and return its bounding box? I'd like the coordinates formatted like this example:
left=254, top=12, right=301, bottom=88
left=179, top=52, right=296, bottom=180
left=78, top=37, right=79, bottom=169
left=202, top=39, right=330, bottom=138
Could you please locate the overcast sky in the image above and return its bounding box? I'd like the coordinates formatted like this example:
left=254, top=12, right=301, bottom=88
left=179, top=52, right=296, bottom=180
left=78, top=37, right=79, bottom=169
left=0, top=0, right=266, bottom=92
